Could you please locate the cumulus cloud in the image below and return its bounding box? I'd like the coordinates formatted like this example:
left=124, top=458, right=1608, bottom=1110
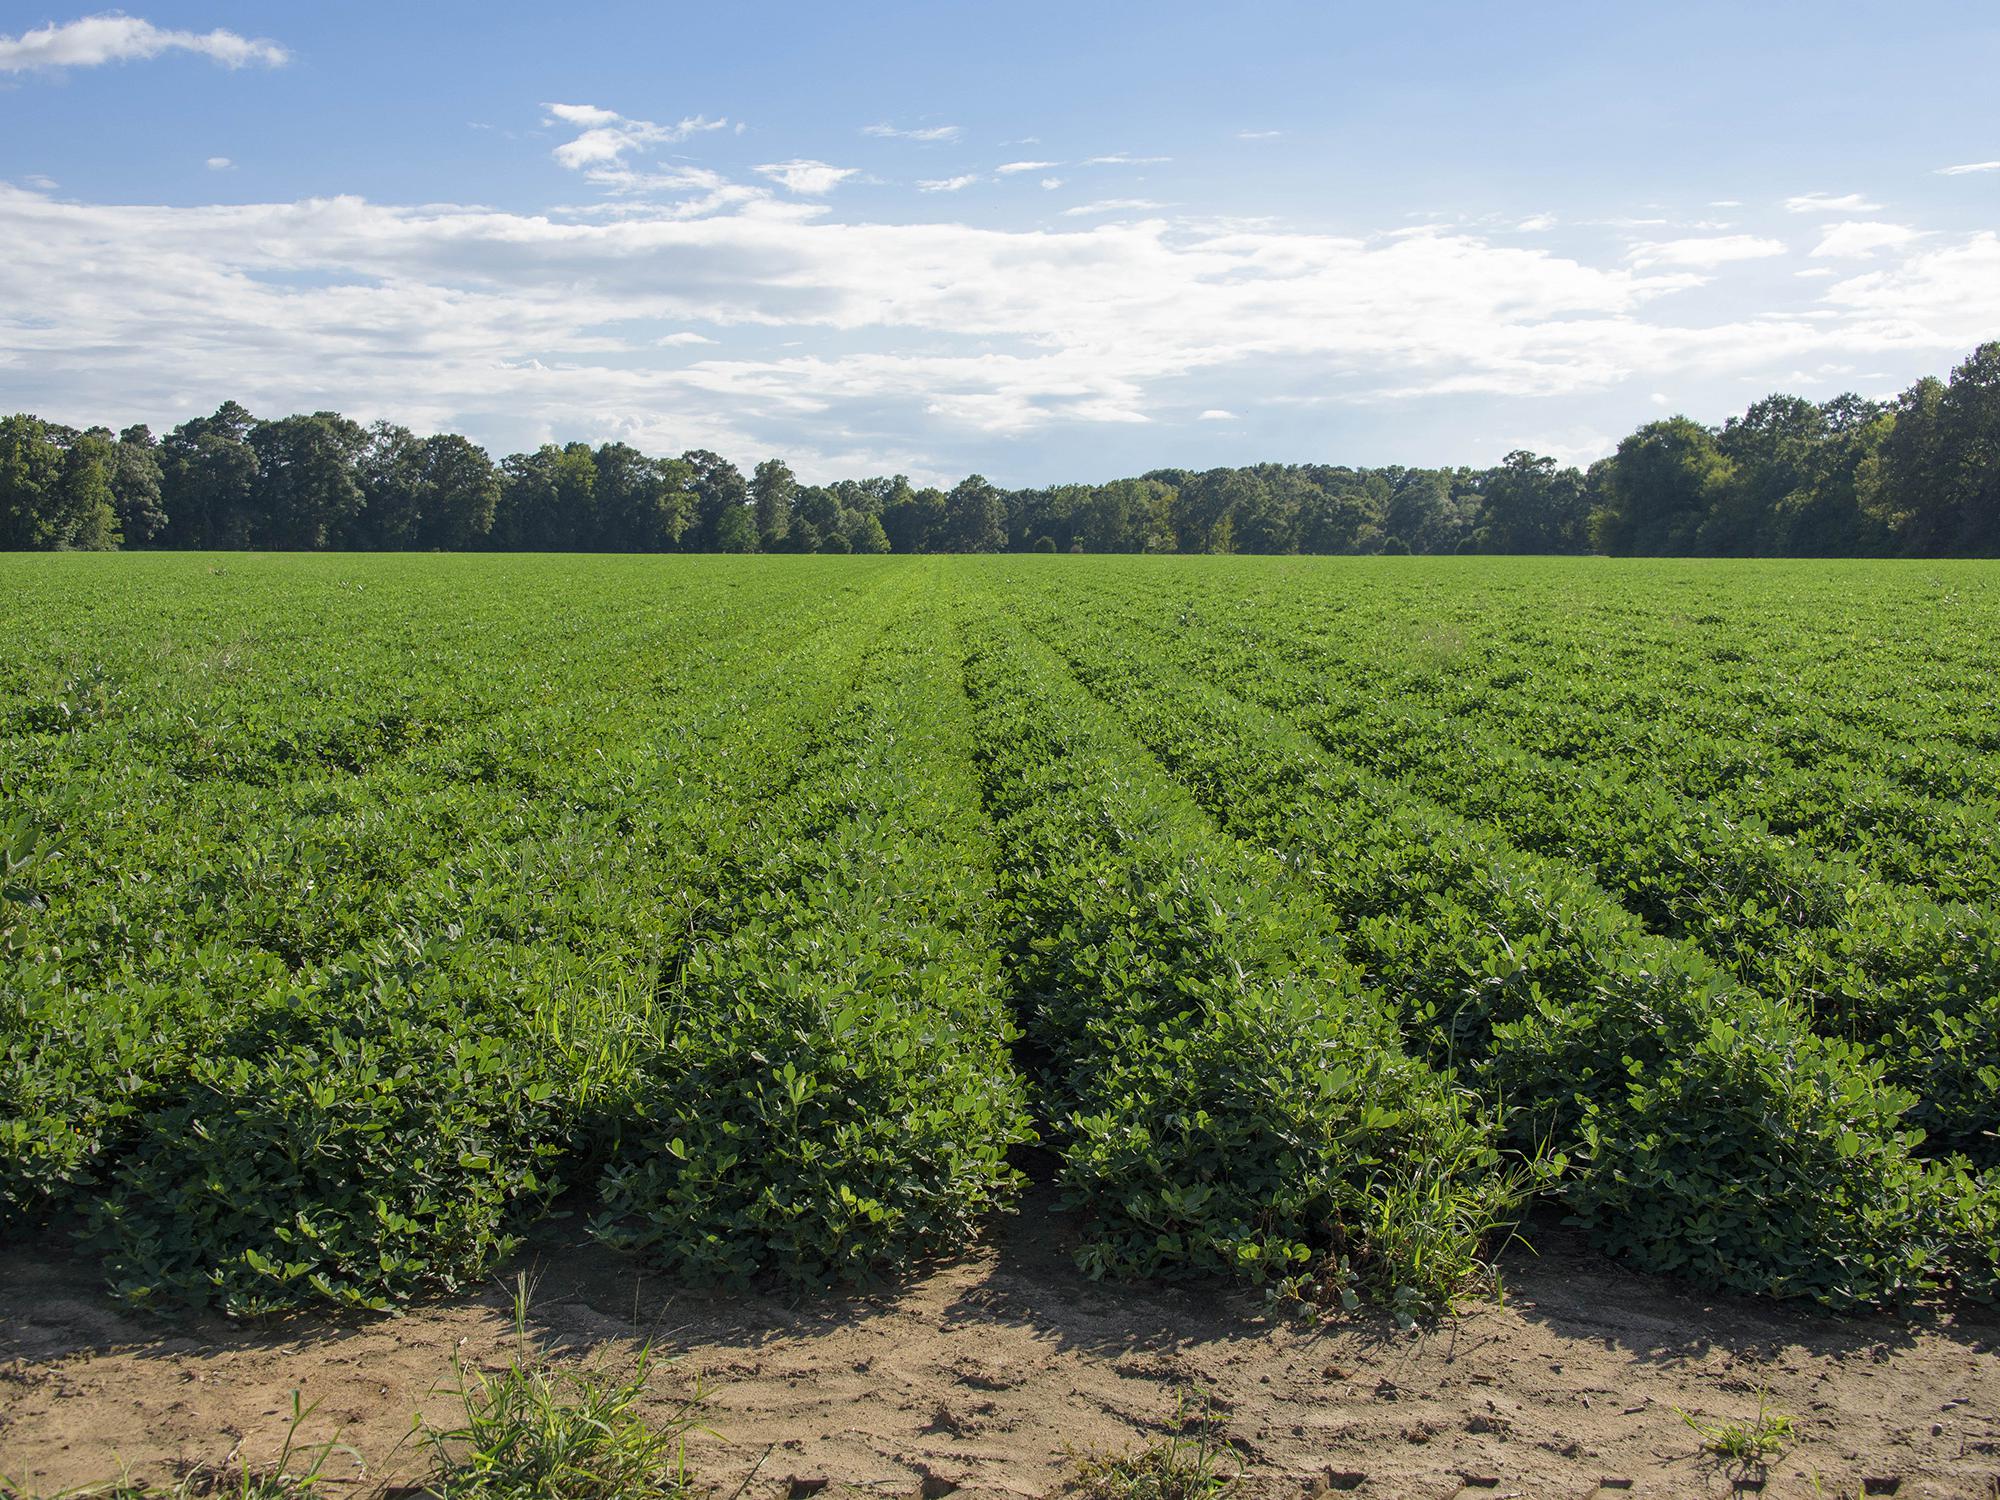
left=917, top=174, right=980, bottom=193
left=1809, top=221, right=1925, bottom=259
left=0, top=13, right=287, bottom=72
left=205, top=156, right=232, bottom=171
left=754, top=160, right=859, bottom=194
left=863, top=122, right=962, bottom=142
left=1935, top=160, right=2000, bottom=176
left=1783, top=191, right=1882, bottom=214
left=1198, top=409, right=1237, bottom=420
left=1040, top=177, right=1064, bottom=190
left=1626, top=234, right=1787, bottom=269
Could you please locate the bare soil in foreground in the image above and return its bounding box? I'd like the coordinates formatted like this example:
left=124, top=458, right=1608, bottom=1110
left=3, top=1199, right=1997, bottom=1500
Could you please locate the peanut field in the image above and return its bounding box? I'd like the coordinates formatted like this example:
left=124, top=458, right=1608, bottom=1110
left=3, top=553, right=1996, bottom=1322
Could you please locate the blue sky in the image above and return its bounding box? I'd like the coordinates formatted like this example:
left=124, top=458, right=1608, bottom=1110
left=3, top=2, right=1998, bottom=484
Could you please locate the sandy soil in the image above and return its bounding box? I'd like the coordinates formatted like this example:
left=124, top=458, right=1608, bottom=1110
left=2, top=1197, right=1996, bottom=1500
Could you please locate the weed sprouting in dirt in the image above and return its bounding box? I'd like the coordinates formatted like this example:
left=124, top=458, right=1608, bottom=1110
left=1678, top=1389, right=1798, bottom=1467
left=411, top=1275, right=708, bottom=1500
left=1062, top=1391, right=1239, bottom=1500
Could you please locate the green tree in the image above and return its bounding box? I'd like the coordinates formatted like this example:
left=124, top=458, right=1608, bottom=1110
left=358, top=421, right=427, bottom=548
left=943, top=474, right=1006, bottom=552
left=0, top=414, right=65, bottom=549
left=1592, top=416, right=1734, bottom=555
left=160, top=401, right=260, bottom=548
left=248, top=412, right=367, bottom=549
left=1475, top=452, right=1590, bottom=553
left=711, top=502, right=758, bottom=552
left=684, top=449, right=749, bottom=549
left=104, top=425, right=168, bottom=545
left=53, top=429, right=120, bottom=550
left=882, top=482, right=945, bottom=553
left=418, top=434, right=501, bottom=549
left=751, top=459, right=795, bottom=550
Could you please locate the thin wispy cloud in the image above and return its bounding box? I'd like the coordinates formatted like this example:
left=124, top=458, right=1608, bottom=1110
left=1063, top=199, right=1167, bottom=216
left=1237, top=129, right=1282, bottom=140
left=1783, top=191, right=1882, bottom=214
left=204, top=156, right=232, bottom=171
left=0, top=13, right=288, bottom=72
left=1809, top=220, right=1926, bottom=258
left=1935, top=160, right=2000, bottom=176
left=755, top=159, right=859, bottom=194
left=917, top=174, right=980, bottom=193
left=995, top=160, right=1060, bottom=175
left=1082, top=153, right=1172, bottom=166
left=1040, top=177, right=1064, bottom=190
left=862, top=122, right=962, bottom=142
left=546, top=103, right=729, bottom=185
left=1626, top=234, right=1787, bottom=269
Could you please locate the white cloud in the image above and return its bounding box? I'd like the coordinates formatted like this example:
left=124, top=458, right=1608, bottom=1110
left=863, top=122, right=962, bottom=142
left=0, top=13, right=287, bottom=72
left=754, top=160, right=859, bottom=195
left=656, top=331, right=716, bottom=346
left=1083, top=153, right=1172, bottom=166
left=1062, top=199, right=1167, bottom=217
left=1626, top=234, right=1787, bottom=269
left=1040, top=177, right=1064, bottom=190
left=917, top=174, right=980, bottom=193
left=1809, top=221, right=1925, bottom=259
left=1237, top=130, right=1283, bottom=140
left=1710, top=199, right=1743, bottom=208
left=1516, top=213, right=1556, bottom=232
left=1198, top=409, right=1237, bottom=420
left=25, top=174, right=58, bottom=190
left=1783, top=191, right=1882, bottom=214
left=546, top=104, right=729, bottom=186
left=995, top=160, right=1059, bottom=175
left=1936, top=160, right=2000, bottom=176
left=1820, top=233, right=2000, bottom=329
left=205, top=156, right=233, bottom=171
left=0, top=178, right=1986, bottom=480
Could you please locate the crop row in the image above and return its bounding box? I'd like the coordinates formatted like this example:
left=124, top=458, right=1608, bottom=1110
left=4, top=559, right=915, bottom=1308
left=977, top=573, right=1997, bottom=1308
left=1053, top=569, right=2000, bottom=1164
left=953, top=608, right=1530, bottom=1313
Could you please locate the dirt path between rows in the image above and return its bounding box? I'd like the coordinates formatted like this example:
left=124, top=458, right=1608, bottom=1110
left=3, top=1201, right=1997, bottom=1500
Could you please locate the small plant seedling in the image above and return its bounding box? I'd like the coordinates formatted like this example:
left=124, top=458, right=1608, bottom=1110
left=1065, top=1390, right=1239, bottom=1500
left=412, top=1273, right=708, bottom=1500
left=1678, top=1390, right=1798, bottom=1466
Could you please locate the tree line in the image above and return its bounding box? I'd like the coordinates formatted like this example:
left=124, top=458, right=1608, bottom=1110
left=4, top=343, right=1996, bottom=557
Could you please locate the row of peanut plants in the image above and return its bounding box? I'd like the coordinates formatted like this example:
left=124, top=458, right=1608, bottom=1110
left=975, top=567, right=1996, bottom=1310
left=954, top=606, right=1535, bottom=1317
left=1058, top=565, right=2000, bottom=1166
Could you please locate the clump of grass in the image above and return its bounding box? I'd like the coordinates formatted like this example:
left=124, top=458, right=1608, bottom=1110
left=1065, top=1391, right=1239, bottom=1500
left=1678, top=1390, right=1797, bottom=1465
left=412, top=1275, right=706, bottom=1500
